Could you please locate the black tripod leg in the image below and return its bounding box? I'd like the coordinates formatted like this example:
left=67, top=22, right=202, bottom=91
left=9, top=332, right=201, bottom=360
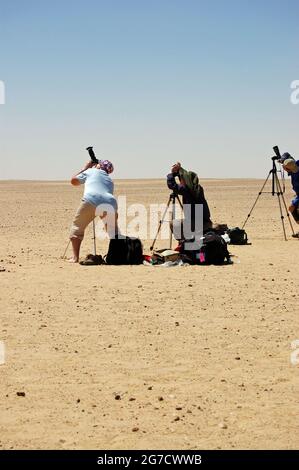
left=92, top=219, right=97, bottom=255
left=176, top=195, right=184, bottom=211
left=273, top=173, right=287, bottom=241
left=275, top=175, right=295, bottom=236
left=150, top=197, right=171, bottom=251
left=170, top=198, right=174, bottom=249
left=172, top=195, right=184, bottom=247
left=242, top=171, right=272, bottom=229
left=276, top=193, right=287, bottom=240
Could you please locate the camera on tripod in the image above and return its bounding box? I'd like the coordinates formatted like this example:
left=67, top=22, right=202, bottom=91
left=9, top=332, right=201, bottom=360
left=242, top=145, right=295, bottom=240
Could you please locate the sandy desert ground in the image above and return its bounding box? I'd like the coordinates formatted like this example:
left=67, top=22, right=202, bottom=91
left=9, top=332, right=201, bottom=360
left=0, top=178, right=298, bottom=450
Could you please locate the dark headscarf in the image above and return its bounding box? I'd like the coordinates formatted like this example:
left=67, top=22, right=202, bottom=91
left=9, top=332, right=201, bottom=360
left=178, top=167, right=204, bottom=202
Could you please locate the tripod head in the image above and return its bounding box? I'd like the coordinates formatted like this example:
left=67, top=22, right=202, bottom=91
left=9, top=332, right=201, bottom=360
left=169, top=188, right=179, bottom=199
left=271, top=157, right=279, bottom=173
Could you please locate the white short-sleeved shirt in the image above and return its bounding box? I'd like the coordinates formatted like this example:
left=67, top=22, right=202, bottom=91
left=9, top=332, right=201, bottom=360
left=77, top=168, right=117, bottom=210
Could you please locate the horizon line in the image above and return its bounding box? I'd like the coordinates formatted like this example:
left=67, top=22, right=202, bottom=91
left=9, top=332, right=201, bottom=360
left=0, top=177, right=265, bottom=183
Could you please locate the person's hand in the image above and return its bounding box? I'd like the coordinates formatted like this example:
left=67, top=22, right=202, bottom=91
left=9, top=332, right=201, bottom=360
left=171, top=162, right=181, bottom=174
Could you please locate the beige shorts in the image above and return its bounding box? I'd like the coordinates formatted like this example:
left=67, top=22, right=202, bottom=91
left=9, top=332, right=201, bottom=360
left=70, top=200, right=96, bottom=241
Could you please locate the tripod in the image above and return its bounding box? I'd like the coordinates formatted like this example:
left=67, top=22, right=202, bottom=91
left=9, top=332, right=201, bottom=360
left=150, top=192, right=183, bottom=251
left=61, top=220, right=97, bottom=259
left=242, top=157, right=295, bottom=240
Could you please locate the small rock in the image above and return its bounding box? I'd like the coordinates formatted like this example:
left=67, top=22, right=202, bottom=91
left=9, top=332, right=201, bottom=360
left=158, top=396, right=164, bottom=401
left=132, top=427, right=139, bottom=432
left=219, top=422, right=227, bottom=429
left=173, top=416, right=180, bottom=421
left=115, top=394, right=121, bottom=400
left=16, top=392, right=26, bottom=397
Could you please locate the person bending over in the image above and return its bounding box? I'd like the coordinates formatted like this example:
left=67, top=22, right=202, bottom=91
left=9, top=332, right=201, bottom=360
left=69, top=159, right=118, bottom=262
left=167, top=162, right=213, bottom=241
left=281, top=154, right=299, bottom=224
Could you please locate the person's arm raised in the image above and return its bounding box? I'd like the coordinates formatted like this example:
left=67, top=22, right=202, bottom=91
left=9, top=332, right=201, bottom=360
left=70, top=160, right=94, bottom=186
left=78, top=160, right=94, bottom=174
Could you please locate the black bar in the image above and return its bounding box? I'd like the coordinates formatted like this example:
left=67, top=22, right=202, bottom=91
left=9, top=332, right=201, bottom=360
left=0, top=450, right=298, bottom=468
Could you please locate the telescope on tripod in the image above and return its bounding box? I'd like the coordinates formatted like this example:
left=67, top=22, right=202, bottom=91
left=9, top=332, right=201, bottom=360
left=242, top=146, right=295, bottom=240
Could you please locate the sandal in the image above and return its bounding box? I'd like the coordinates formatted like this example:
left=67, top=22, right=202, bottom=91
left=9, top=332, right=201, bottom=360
left=79, top=254, right=104, bottom=265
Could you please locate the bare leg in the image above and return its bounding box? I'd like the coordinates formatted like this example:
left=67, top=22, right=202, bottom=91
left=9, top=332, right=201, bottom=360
left=70, top=238, right=82, bottom=262
left=69, top=201, right=96, bottom=262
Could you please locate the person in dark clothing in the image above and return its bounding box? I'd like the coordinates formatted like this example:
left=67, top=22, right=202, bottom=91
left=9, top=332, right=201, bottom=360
left=166, top=162, right=213, bottom=240
left=281, top=156, right=299, bottom=224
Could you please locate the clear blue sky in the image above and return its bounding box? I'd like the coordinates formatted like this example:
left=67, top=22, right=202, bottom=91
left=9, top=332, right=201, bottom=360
left=0, top=0, right=298, bottom=179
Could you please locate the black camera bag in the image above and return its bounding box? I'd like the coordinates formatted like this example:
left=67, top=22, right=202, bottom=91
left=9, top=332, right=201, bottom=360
left=180, top=232, right=230, bottom=265
left=227, top=227, right=248, bottom=245
left=105, top=236, right=143, bottom=265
